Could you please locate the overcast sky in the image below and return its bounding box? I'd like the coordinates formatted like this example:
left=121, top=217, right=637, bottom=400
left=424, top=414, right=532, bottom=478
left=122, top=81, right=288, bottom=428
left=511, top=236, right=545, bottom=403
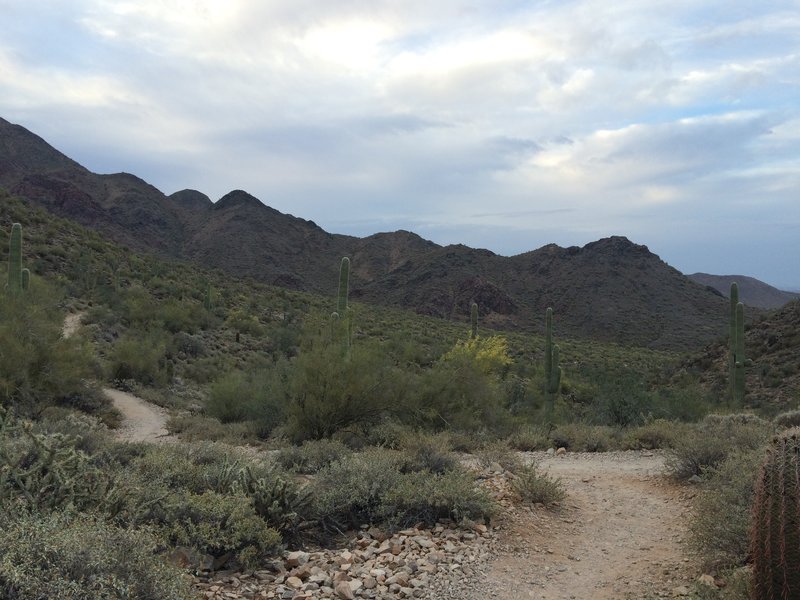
left=1, top=1, right=798, bottom=288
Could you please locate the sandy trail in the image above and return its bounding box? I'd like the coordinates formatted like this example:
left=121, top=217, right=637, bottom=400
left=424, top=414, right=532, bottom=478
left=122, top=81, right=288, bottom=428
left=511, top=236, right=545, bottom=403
left=62, top=312, right=173, bottom=444
left=474, top=451, right=696, bottom=600
left=102, top=387, right=173, bottom=443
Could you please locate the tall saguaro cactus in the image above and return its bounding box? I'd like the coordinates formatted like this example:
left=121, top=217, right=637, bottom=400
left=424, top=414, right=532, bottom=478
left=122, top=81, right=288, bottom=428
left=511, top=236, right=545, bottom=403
left=729, top=282, right=746, bottom=405
left=751, top=428, right=800, bottom=599
left=470, top=302, right=478, bottom=339
left=330, top=257, right=352, bottom=356
left=7, top=223, right=23, bottom=293
left=544, top=307, right=562, bottom=414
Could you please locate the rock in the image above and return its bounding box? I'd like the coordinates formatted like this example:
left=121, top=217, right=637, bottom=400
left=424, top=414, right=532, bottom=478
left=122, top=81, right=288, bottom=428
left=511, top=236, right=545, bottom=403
left=334, top=581, right=356, bottom=599
left=285, top=551, right=310, bottom=568
left=697, top=574, right=717, bottom=588
left=285, top=576, right=303, bottom=590
left=672, top=585, right=691, bottom=596
left=556, top=447, right=567, bottom=456
left=688, top=475, right=703, bottom=484
left=546, top=448, right=555, bottom=455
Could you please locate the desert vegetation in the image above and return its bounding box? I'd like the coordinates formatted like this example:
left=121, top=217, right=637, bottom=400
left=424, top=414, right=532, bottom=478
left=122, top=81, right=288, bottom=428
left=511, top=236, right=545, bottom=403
left=1, top=191, right=798, bottom=598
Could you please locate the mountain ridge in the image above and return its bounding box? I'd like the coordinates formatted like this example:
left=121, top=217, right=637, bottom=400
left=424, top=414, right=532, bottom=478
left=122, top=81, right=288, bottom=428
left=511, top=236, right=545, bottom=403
left=0, top=116, right=740, bottom=349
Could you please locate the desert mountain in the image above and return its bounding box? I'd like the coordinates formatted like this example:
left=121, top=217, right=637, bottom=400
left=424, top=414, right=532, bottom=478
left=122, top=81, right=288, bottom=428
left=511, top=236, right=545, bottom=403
left=0, top=116, right=733, bottom=349
left=684, top=299, right=800, bottom=410
left=688, top=273, right=799, bottom=310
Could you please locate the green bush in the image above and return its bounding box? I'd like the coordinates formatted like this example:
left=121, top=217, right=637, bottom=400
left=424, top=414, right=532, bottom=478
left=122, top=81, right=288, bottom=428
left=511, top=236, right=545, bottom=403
left=0, top=511, right=192, bottom=600
left=622, top=418, right=685, bottom=450
left=206, top=366, right=288, bottom=436
left=109, top=331, right=169, bottom=386
left=311, top=448, right=492, bottom=532
left=275, top=438, right=351, bottom=474
left=381, top=469, right=494, bottom=528
left=691, top=449, right=763, bottom=569
left=512, top=462, right=566, bottom=505
left=666, top=414, right=772, bottom=480
left=410, top=336, right=511, bottom=431
left=286, top=339, right=404, bottom=441
left=774, top=409, right=800, bottom=430
left=0, top=284, right=96, bottom=415
left=162, top=491, right=281, bottom=569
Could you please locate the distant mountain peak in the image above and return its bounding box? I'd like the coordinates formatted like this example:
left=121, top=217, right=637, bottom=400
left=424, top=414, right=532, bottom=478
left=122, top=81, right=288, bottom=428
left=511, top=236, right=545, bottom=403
left=214, top=189, right=264, bottom=211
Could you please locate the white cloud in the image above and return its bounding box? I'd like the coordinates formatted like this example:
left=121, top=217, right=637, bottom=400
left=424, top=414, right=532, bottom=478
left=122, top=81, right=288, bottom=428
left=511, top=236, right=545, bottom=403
left=0, top=0, right=798, bottom=285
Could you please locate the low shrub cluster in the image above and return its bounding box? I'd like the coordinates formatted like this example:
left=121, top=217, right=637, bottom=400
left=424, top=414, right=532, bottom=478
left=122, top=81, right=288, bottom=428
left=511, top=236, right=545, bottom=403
left=666, top=413, right=772, bottom=480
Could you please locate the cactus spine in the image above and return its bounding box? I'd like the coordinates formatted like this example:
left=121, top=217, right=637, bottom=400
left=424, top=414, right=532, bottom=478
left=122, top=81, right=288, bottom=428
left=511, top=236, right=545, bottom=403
left=751, top=428, right=800, bottom=599
left=729, top=283, right=745, bottom=405
left=544, top=307, right=561, bottom=414
left=331, top=257, right=352, bottom=355
left=7, top=223, right=22, bottom=293
left=470, top=302, right=478, bottom=339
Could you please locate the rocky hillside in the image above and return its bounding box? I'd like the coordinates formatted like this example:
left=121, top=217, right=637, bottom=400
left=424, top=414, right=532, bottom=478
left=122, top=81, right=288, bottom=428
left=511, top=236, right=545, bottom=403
left=0, top=116, right=732, bottom=350
left=688, top=273, right=799, bottom=309
left=684, top=300, right=800, bottom=410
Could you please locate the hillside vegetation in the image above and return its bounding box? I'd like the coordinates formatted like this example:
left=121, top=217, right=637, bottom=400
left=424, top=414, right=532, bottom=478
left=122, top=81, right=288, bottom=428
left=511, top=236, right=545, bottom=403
left=1, top=188, right=798, bottom=599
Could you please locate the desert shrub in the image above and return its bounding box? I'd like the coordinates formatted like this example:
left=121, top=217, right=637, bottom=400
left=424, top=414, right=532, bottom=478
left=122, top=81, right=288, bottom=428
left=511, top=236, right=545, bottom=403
left=205, top=366, right=288, bottom=436
left=396, top=431, right=458, bottom=474
left=0, top=511, right=192, bottom=600
left=173, top=332, right=206, bottom=357
left=512, top=462, right=566, bottom=505
left=549, top=423, right=618, bottom=452
left=773, top=409, right=800, bottom=430
left=159, top=299, right=208, bottom=334
left=109, top=331, right=169, bottom=386
left=691, top=448, right=763, bottom=569
left=0, top=285, right=96, bottom=414
left=161, top=491, right=281, bottom=568
left=285, top=339, right=404, bottom=441
left=410, top=336, right=511, bottom=431
left=275, top=438, right=351, bottom=474
left=622, top=418, right=685, bottom=450
left=311, top=448, right=492, bottom=532
left=666, top=414, right=772, bottom=480
left=380, top=469, right=494, bottom=528
left=507, top=425, right=549, bottom=451
left=475, top=439, right=524, bottom=473
left=166, top=414, right=257, bottom=444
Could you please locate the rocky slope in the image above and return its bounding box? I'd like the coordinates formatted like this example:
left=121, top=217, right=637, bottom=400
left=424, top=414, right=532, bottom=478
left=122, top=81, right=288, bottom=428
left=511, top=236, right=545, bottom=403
left=688, top=273, right=799, bottom=309
left=1, top=116, right=732, bottom=350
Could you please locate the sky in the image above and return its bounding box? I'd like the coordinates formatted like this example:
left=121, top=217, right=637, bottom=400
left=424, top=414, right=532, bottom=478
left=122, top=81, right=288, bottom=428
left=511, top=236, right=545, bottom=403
left=1, top=1, right=798, bottom=288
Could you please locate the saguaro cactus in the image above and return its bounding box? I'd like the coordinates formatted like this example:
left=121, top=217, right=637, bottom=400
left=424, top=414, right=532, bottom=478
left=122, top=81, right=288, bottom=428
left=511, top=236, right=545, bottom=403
left=21, top=268, right=30, bottom=291
left=331, top=257, right=352, bottom=355
left=470, top=302, right=478, bottom=339
left=751, top=428, right=800, bottom=599
left=7, top=223, right=22, bottom=292
left=544, top=307, right=562, bottom=413
left=729, top=283, right=746, bottom=405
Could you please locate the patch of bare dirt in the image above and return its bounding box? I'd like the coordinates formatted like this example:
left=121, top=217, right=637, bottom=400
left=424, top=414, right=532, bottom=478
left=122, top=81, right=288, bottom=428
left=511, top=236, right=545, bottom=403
left=472, top=451, right=697, bottom=600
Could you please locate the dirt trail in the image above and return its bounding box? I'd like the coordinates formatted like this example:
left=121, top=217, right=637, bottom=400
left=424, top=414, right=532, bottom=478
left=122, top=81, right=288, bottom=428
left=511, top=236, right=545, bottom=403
left=62, top=312, right=173, bottom=444
left=474, top=451, right=696, bottom=600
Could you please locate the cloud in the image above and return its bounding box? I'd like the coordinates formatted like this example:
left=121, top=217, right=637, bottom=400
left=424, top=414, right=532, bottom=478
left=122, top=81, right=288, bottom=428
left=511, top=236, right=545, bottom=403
left=0, top=0, right=798, bottom=285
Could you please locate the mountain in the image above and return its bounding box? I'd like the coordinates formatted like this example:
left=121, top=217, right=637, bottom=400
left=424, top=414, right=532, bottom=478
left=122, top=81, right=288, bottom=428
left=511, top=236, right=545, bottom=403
left=688, top=273, right=799, bottom=310
left=0, top=116, right=734, bottom=350
left=683, top=300, right=800, bottom=410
